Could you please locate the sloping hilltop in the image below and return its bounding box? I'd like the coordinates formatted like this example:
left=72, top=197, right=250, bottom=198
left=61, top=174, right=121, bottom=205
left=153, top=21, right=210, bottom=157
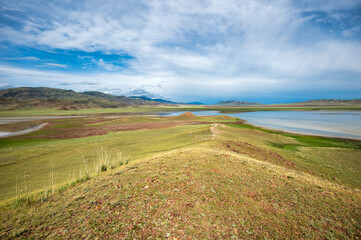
left=0, top=114, right=360, bottom=239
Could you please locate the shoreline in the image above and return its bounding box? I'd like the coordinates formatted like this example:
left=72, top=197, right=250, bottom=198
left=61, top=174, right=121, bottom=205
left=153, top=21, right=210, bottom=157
left=240, top=119, right=361, bottom=142
left=0, top=123, right=48, bottom=138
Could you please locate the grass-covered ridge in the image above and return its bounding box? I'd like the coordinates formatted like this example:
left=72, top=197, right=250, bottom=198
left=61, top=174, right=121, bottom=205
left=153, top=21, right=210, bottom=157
left=1, top=147, right=360, bottom=239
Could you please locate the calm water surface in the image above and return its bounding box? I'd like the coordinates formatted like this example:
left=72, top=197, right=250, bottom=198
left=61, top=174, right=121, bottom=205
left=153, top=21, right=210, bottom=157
left=161, top=111, right=361, bottom=140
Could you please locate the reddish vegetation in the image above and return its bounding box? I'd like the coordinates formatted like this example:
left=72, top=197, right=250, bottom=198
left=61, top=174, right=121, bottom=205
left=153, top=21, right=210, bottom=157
left=29, top=121, right=203, bottom=139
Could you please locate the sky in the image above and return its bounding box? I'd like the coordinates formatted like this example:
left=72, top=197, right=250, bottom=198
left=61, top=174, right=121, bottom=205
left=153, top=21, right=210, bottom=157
left=0, top=0, right=360, bottom=104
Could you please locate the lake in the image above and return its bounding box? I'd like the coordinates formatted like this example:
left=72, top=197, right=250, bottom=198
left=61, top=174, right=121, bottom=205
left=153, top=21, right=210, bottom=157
left=161, top=111, right=361, bottom=140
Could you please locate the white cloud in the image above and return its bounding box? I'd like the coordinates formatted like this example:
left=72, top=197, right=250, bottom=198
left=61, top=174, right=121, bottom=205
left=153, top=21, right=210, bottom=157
left=3, top=56, right=40, bottom=61
left=35, top=63, right=68, bottom=68
left=299, top=0, right=361, bottom=12
left=0, top=82, right=13, bottom=89
left=123, top=88, right=162, bottom=99
left=91, top=59, right=121, bottom=71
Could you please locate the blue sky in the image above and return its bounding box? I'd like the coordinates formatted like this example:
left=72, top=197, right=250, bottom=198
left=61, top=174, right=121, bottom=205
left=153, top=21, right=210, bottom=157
left=0, top=0, right=360, bottom=104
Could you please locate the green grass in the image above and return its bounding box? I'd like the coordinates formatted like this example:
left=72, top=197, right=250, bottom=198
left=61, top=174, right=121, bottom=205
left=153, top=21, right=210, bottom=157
left=224, top=123, right=361, bottom=188
left=0, top=123, right=211, bottom=201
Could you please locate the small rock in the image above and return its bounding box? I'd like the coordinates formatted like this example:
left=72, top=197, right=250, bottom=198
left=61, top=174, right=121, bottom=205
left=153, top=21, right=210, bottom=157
left=74, top=196, right=85, bottom=201
left=185, top=203, right=194, bottom=208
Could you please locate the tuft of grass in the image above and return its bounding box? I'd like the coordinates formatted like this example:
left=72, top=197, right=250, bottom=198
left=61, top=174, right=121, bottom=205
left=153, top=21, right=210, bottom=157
left=100, top=165, right=107, bottom=172
left=9, top=174, right=92, bottom=209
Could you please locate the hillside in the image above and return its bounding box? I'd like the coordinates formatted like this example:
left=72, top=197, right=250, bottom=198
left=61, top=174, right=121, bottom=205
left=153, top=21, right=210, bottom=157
left=215, top=100, right=263, bottom=106
left=0, top=87, right=173, bottom=110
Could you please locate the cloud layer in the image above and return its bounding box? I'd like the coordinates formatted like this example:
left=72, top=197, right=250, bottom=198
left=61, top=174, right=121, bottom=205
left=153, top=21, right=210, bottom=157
left=0, top=0, right=360, bottom=103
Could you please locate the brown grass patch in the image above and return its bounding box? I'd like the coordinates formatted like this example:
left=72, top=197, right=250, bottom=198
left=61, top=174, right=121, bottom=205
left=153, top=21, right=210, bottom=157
left=224, top=140, right=295, bottom=167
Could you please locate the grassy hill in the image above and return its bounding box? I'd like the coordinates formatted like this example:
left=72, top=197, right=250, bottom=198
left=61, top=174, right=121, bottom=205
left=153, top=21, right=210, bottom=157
left=0, top=87, right=173, bottom=110
left=0, top=114, right=360, bottom=238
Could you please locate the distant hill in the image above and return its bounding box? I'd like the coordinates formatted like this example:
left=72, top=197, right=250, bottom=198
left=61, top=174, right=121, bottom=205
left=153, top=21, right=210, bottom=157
left=0, top=87, right=174, bottom=110
left=215, top=100, right=263, bottom=106
left=287, top=99, right=361, bottom=106
left=130, top=96, right=204, bottom=105
left=129, top=96, right=177, bottom=104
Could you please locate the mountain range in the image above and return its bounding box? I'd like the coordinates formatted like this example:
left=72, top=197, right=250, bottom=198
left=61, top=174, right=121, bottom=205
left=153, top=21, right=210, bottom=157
left=0, top=87, right=175, bottom=110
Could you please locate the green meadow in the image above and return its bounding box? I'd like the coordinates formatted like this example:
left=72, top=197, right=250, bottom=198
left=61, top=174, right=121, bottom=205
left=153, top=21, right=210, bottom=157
left=0, top=113, right=360, bottom=239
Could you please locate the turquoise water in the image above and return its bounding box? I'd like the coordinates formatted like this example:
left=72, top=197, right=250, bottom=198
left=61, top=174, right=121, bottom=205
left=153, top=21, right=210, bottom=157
left=161, top=111, right=361, bottom=140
